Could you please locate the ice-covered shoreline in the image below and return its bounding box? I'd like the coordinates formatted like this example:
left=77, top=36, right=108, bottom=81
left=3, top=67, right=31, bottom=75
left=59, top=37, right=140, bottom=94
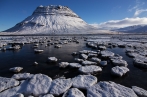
left=0, top=35, right=147, bottom=96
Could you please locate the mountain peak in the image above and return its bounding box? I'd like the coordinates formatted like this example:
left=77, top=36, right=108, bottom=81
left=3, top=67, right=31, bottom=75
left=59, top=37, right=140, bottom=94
left=32, top=5, right=78, bottom=18
left=4, top=5, right=98, bottom=34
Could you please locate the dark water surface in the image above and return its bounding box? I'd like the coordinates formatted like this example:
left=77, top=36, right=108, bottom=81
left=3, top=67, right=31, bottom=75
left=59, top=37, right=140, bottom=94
left=0, top=36, right=147, bottom=90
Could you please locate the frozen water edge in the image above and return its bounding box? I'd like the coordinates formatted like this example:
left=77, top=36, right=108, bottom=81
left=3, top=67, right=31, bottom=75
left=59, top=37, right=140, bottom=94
left=87, top=81, right=138, bottom=97
left=0, top=35, right=147, bottom=96
left=1, top=73, right=146, bottom=97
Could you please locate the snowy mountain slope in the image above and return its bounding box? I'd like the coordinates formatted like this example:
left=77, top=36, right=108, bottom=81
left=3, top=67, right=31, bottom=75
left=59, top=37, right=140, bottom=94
left=4, top=5, right=99, bottom=35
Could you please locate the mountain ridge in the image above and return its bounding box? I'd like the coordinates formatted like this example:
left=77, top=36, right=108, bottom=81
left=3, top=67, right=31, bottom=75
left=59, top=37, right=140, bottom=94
left=4, top=5, right=99, bottom=35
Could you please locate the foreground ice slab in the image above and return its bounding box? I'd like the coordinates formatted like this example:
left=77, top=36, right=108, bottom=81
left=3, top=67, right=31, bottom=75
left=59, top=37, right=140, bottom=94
left=101, top=50, right=114, bottom=58
left=0, top=77, right=19, bottom=92
left=15, top=93, right=24, bottom=97
left=0, top=74, right=52, bottom=97
left=109, top=54, right=123, bottom=61
left=127, top=52, right=140, bottom=58
left=69, top=63, right=82, bottom=68
left=48, top=57, right=58, bottom=62
left=12, top=73, right=34, bottom=80
left=133, top=58, right=147, bottom=68
left=98, top=46, right=106, bottom=50
left=49, top=78, right=72, bottom=96
left=9, top=67, right=23, bottom=73
left=88, top=53, right=98, bottom=58
left=82, top=61, right=97, bottom=65
left=87, top=81, right=137, bottom=97
left=79, top=50, right=90, bottom=54
left=79, top=65, right=102, bottom=74
left=62, top=88, right=85, bottom=97
left=74, top=58, right=84, bottom=63
left=34, top=49, right=44, bottom=53
left=111, top=66, right=129, bottom=77
left=72, top=75, right=97, bottom=89
left=39, top=94, right=54, bottom=97
left=89, top=57, right=101, bottom=63
left=58, top=62, right=69, bottom=68
left=25, top=74, right=52, bottom=96
left=112, top=59, right=128, bottom=67
left=132, top=86, right=147, bottom=97
left=80, top=54, right=88, bottom=60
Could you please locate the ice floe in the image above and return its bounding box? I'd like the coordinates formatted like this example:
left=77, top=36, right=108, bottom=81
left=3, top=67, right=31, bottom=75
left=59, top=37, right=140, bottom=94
left=48, top=57, right=58, bottom=62
left=80, top=54, right=88, bottom=60
left=49, top=78, right=72, bottom=96
left=111, top=66, right=129, bottom=77
left=112, top=59, right=128, bottom=67
left=9, top=67, right=23, bottom=73
left=12, top=73, right=34, bottom=80
left=0, top=77, right=19, bottom=92
left=72, top=75, right=97, bottom=89
left=87, top=81, right=137, bottom=97
left=132, top=86, right=147, bottom=97
left=69, top=63, right=82, bottom=68
left=89, top=57, right=101, bottom=63
left=62, top=88, right=85, bottom=97
left=79, top=65, right=102, bottom=74
left=101, top=50, right=114, bottom=58
left=82, top=61, right=97, bottom=65
left=58, top=62, right=69, bottom=68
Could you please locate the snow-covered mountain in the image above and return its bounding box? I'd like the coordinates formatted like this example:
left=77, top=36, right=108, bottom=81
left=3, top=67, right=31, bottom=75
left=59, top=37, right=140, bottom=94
left=113, top=25, right=147, bottom=33
left=3, top=5, right=99, bottom=35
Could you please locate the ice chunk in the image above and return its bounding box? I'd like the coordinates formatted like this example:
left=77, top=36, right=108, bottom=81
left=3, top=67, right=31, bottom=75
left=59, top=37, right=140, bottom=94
left=0, top=77, right=19, bottom=92
left=88, top=53, right=97, bottom=58
left=12, top=73, right=34, bottom=80
left=112, top=59, right=128, bottom=67
left=39, top=94, right=54, bottom=97
left=87, top=81, right=137, bottom=97
left=79, top=65, right=102, bottom=74
left=58, top=62, right=69, bottom=68
left=72, top=75, right=97, bottom=89
left=69, top=63, right=82, bottom=68
left=48, top=57, right=58, bottom=62
left=111, top=66, right=129, bottom=77
left=34, top=49, right=44, bottom=53
left=9, top=67, right=23, bottom=73
left=89, top=57, right=101, bottom=63
left=62, top=88, right=85, bottom=97
left=15, top=93, right=24, bottom=97
left=101, top=50, right=114, bottom=58
left=25, top=74, right=52, bottom=96
left=74, top=58, right=84, bottom=63
left=82, top=61, right=97, bottom=65
left=132, top=86, right=147, bottom=97
left=50, top=78, right=72, bottom=96
left=80, top=54, right=88, bottom=60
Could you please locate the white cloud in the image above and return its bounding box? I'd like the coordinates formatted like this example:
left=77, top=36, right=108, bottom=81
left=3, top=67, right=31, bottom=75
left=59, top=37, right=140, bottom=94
left=128, top=0, right=147, bottom=17
left=90, top=17, right=147, bottom=29
left=128, top=5, right=138, bottom=12
left=134, top=9, right=147, bottom=16
left=90, top=23, right=100, bottom=28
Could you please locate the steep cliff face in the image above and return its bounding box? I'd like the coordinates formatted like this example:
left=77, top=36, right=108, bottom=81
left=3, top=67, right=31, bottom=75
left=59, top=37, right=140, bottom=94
left=4, top=5, right=96, bottom=34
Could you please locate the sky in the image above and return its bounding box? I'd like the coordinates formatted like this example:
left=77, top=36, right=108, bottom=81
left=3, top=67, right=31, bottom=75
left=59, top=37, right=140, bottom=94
left=0, top=0, right=147, bottom=31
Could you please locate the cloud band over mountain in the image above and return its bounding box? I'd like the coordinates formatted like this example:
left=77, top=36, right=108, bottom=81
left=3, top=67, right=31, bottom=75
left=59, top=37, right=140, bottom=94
left=90, top=17, right=147, bottom=29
